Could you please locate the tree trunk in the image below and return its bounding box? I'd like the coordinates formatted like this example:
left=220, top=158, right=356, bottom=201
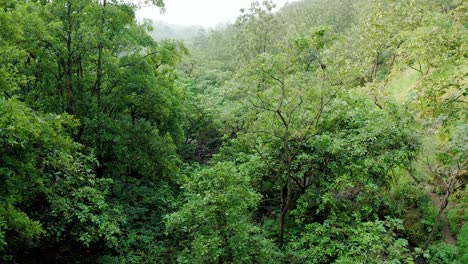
left=95, top=0, right=107, bottom=178
left=423, top=187, right=452, bottom=249
left=278, top=124, right=293, bottom=247
left=371, top=52, right=380, bottom=81
left=65, top=0, right=74, bottom=114
left=95, top=0, right=106, bottom=111
left=279, top=179, right=292, bottom=247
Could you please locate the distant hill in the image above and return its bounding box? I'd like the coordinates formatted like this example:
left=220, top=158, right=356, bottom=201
left=146, top=20, right=205, bottom=42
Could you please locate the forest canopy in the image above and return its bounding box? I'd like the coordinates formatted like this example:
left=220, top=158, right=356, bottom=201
left=0, top=0, right=466, bottom=263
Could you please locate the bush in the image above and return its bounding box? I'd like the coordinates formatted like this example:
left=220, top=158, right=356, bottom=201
left=457, top=224, right=468, bottom=263
left=428, top=242, right=458, bottom=264
left=385, top=169, right=438, bottom=244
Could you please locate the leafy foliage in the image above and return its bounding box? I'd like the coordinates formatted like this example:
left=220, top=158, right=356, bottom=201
left=167, top=162, right=278, bottom=263
left=0, top=98, right=121, bottom=261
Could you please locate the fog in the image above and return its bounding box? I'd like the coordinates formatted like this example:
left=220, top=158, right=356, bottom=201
left=136, top=0, right=297, bottom=27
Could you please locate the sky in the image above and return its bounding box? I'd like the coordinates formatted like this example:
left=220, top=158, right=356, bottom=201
left=135, top=0, right=297, bottom=28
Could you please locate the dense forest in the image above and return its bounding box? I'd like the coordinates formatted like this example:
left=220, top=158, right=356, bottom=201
left=0, top=0, right=466, bottom=263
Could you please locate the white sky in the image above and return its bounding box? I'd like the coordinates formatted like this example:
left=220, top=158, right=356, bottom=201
left=135, top=0, right=297, bottom=28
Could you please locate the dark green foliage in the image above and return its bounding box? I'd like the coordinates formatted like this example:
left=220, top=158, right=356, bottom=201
left=286, top=218, right=413, bottom=264
left=0, top=98, right=121, bottom=261
left=1, top=0, right=188, bottom=261
left=458, top=224, right=468, bottom=262
left=385, top=170, right=438, bottom=244
left=427, top=243, right=459, bottom=264
left=167, top=162, right=278, bottom=263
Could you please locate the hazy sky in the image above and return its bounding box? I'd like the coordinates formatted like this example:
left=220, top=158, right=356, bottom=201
left=135, top=0, right=297, bottom=28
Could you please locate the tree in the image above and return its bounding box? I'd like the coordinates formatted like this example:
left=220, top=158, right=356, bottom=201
left=0, top=97, right=122, bottom=262
left=234, top=1, right=283, bottom=63
left=286, top=218, right=414, bottom=264
left=423, top=124, right=467, bottom=250
left=166, top=162, right=278, bottom=263
left=1, top=0, right=192, bottom=261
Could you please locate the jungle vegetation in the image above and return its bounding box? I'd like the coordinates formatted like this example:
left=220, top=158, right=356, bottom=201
left=0, top=0, right=466, bottom=263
